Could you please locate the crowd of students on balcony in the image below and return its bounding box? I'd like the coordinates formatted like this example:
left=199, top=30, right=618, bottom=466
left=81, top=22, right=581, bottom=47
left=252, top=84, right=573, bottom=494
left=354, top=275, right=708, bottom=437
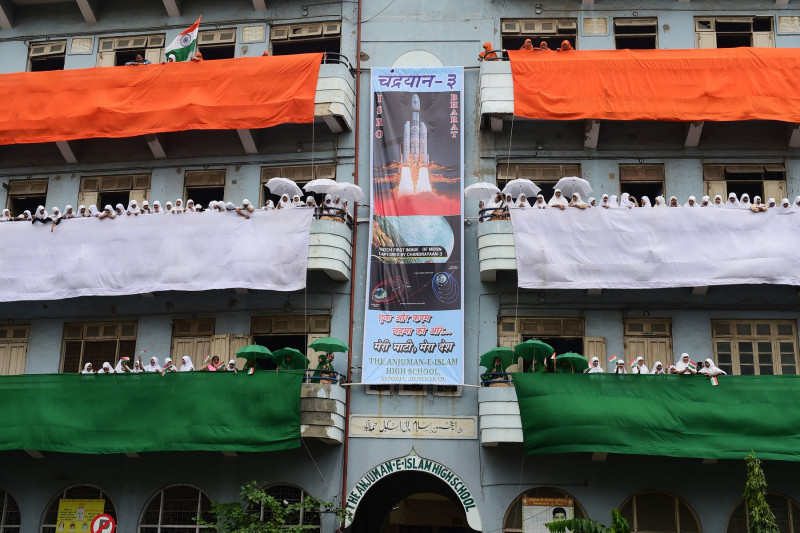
left=477, top=39, right=574, bottom=61
left=0, top=194, right=352, bottom=229
left=479, top=190, right=800, bottom=221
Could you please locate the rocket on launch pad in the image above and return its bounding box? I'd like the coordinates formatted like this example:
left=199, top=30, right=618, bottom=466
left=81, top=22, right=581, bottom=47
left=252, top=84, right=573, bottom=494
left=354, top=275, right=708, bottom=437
left=398, top=94, right=432, bottom=197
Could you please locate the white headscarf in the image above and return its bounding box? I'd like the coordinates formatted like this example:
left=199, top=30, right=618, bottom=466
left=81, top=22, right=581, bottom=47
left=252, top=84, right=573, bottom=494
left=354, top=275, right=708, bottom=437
left=241, top=199, right=253, bottom=211
left=698, top=358, right=726, bottom=376
left=0, top=209, right=10, bottom=221
left=534, top=194, right=546, bottom=209
left=794, top=196, right=800, bottom=210
left=548, top=189, right=568, bottom=207
left=35, top=206, right=48, bottom=220
left=516, top=194, right=529, bottom=208
left=163, top=357, right=176, bottom=372
left=114, top=358, right=130, bottom=373
left=81, top=362, right=94, bottom=374
left=227, top=359, right=238, bottom=372
left=278, top=194, right=292, bottom=209
left=102, top=205, right=115, bottom=218
left=674, top=353, right=694, bottom=373
left=88, top=205, right=99, bottom=217
left=652, top=361, right=665, bottom=374
left=700, top=195, right=710, bottom=207
left=174, top=199, right=184, bottom=213
left=292, top=195, right=304, bottom=207
left=306, top=196, right=318, bottom=208
left=115, top=203, right=125, bottom=216
left=132, top=360, right=143, bottom=373
left=19, top=210, right=32, bottom=220
left=632, top=356, right=649, bottom=374
left=263, top=199, right=275, bottom=210
left=141, top=200, right=151, bottom=213
left=50, top=207, right=62, bottom=220
left=753, top=196, right=763, bottom=208
left=613, top=360, right=627, bottom=374
left=619, top=193, right=634, bottom=208
left=78, top=205, right=89, bottom=217
left=778, top=197, right=793, bottom=214
left=64, top=205, right=75, bottom=218
left=180, top=355, right=195, bottom=372
left=740, top=194, right=751, bottom=209
left=600, top=194, right=610, bottom=208
left=641, top=196, right=652, bottom=208
left=654, top=195, right=666, bottom=208
left=767, top=197, right=776, bottom=208
left=608, top=195, right=619, bottom=208
left=127, top=199, right=140, bottom=216
left=571, top=192, right=586, bottom=207
left=143, top=356, right=161, bottom=372
left=668, top=196, right=679, bottom=207
left=683, top=196, right=697, bottom=208
left=587, top=356, right=603, bottom=373
left=586, top=197, right=595, bottom=208
left=713, top=195, right=724, bottom=208
left=725, top=193, right=740, bottom=209
left=97, top=362, right=114, bottom=374
left=185, top=199, right=195, bottom=212
left=165, top=201, right=174, bottom=213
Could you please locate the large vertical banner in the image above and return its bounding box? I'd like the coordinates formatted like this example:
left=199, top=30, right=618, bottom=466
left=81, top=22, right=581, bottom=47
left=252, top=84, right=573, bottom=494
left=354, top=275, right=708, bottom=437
left=362, top=67, right=464, bottom=385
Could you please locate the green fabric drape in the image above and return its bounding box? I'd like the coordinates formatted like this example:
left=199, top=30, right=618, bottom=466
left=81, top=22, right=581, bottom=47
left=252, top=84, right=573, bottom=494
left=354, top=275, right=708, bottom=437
left=0, top=371, right=302, bottom=454
left=513, top=373, right=800, bottom=462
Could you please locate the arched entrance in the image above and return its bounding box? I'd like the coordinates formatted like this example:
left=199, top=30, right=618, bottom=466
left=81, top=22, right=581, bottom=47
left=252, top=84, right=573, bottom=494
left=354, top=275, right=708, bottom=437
left=345, top=451, right=481, bottom=533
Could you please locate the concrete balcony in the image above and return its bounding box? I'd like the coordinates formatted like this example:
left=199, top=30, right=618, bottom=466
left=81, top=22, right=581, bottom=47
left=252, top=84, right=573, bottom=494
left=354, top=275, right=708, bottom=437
left=479, top=60, right=514, bottom=132
left=300, top=382, right=346, bottom=444
left=477, top=219, right=516, bottom=282
left=315, top=63, right=356, bottom=133
left=478, top=385, right=522, bottom=446
left=308, top=218, right=353, bottom=281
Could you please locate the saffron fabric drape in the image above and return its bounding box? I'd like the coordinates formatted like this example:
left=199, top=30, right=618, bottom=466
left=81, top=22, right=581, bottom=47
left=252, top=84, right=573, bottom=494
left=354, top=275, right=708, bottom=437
left=508, top=48, right=800, bottom=122
left=0, top=53, right=322, bottom=145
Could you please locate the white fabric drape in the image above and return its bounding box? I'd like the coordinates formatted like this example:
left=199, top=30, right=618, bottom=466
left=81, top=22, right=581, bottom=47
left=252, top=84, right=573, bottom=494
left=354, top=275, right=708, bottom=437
left=509, top=208, right=800, bottom=289
left=0, top=209, right=314, bottom=301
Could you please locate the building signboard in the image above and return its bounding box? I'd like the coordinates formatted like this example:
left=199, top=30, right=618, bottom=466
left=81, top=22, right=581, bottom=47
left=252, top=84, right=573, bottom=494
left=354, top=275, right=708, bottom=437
left=349, top=415, right=477, bottom=439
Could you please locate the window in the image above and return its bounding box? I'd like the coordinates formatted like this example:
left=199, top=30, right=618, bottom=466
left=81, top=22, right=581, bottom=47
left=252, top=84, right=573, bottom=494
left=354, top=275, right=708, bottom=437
left=620, top=491, right=700, bottom=533
left=614, top=18, right=658, bottom=49
left=0, top=326, right=28, bottom=376
left=251, top=315, right=330, bottom=371
left=728, top=493, right=800, bottom=533
left=258, top=485, right=320, bottom=529
left=184, top=170, right=226, bottom=208
left=138, top=485, right=211, bottom=533
left=79, top=174, right=151, bottom=211
left=501, top=19, right=578, bottom=51
left=695, top=17, right=774, bottom=49
left=0, top=489, right=20, bottom=533
left=260, top=165, right=335, bottom=208
left=624, top=319, right=672, bottom=372
left=61, top=322, right=137, bottom=373
left=5, top=179, right=48, bottom=219
left=96, top=34, right=165, bottom=67
left=498, top=317, right=605, bottom=371
left=171, top=318, right=216, bottom=370
left=197, top=29, right=236, bottom=60
left=496, top=164, right=581, bottom=203
left=619, top=164, right=665, bottom=201
left=28, top=40, right=66, bottom=72
left=503, top=488, right=586, bottom=533
left=270, top=22, right=341, bottom=56
left=712, top=320, right=798, bottom=376
left=703, top=164, right=786, bottom=203
left=41, top=485, right=116, bottom=533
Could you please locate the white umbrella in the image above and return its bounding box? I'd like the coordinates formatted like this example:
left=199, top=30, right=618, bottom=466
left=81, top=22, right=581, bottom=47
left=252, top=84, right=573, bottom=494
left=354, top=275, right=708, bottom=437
left=501, top=179, right=541, bottom=199
left=464, top=182, right=501, bottom=199
left=265, top=177, right=303, bottom=197
left=333, top=182, right=365, bottom=203
left=555, top=176, right=592, bottom=199
left=304, top=179, right=340, bottom=194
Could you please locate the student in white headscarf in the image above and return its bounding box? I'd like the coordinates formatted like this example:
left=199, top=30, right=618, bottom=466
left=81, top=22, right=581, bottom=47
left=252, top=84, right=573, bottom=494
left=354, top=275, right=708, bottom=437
left=569, top=193, right=587, bottom=209
left=141, top=201, right=151, bottom=214
left=127, top=199, right=141, bottom=216
left=48, top=207, right=63, bottom=232
left=174, top=199, right=184, bottom=213
left=184, top=199, right=196, bottom=212
left=516, top=194, right=530, bottom=208
left=166, top=201, right=176, bottom=213
left=654, top=195, right=667, bottom=208
left=263, top=199, right=275, bottom=210
left=778, top=198, right=793, bottom=214
left=96, top=362, right=115, bottom=374
left=632, top=356, right=649, bottom=374
left=63, top=206, right=76, bottom=219
left=683, top=196, right=697, bottom=208
left=18, top=210, right=32, bottom=221
left=132, top=360, right=143, bottom=373
left=586, top=357, right=604, bottom=373
left=725, top=192, right=740, bottom=209
left=0, top=209, right=10, bottom=221
left=619, top=193, right=635, bottom=209
left=548, top=189, right=568, bottom=210
left=226, top=360, right=238, bottom=373
left=225, top=201, right=251, bottom=219
left=740, top=194, right=752, bottom=210
left=668, top=196, right=680, bottom=207
left=152, top=201, right=164, bottom=214
left=305, top=196, right=319, bottom=215
left=640, top=196, right=652, bottom=208
left=672, top=353, right=697, bottom=375
left=586, top=197, right=596, bottom=208
left=163, top=357, right=177, bottom=372
left=81, top=362, right=95, bottom=374
left=78, top=205, right=90, bottom=217
left=608, top=195, right=619, bottom=208
left=97, top=205, right=116, bottom=220
left=651, top=361, right=666, bottom=374
left=713, top=195, right=724, bottom=208
left=291, top=195, right=304, bottom=208
left=277, top=194, right=292, bottom=210
left=794, top=196, right=800, bottom=210
left=32, top=205, right=50, bottom=225
left=179, top=356, right=195, bottom=372
left=114, top=358, right=132, bottom=373
left=600, top=194, right=611, bottom=209
left=534, top=194, right=547, bottom=209
left=700, top=196, right=710, bottom=207
left=114, top=203, right=125, bottom=217
left=767, top=197, right=777, bottom=208
left=751, top=196, right=767, bottom=212
left=241, top=199, right=256, bottom=213
left=613, top=359, right=627, bottom=374
left=88, top=205, right=100, bottom=217
left=143, top=356, right=162, bottom=373
left=698, top=358, right=727, bottom=377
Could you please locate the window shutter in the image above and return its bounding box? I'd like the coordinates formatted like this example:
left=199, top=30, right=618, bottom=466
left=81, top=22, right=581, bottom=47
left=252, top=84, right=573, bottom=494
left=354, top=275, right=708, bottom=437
left=78, top=192, right=99, bottom=209
left=704, top=181, right=726, bottom=200
left=144, top=48, right=163, bottom=64
left=695, top=32, right=716, bottom=49
left=584, top=337, right=607, bottom=363
left=129, top=190, right=149, bottom=206
left=230, top=335, right=252, bottom=370
left=211, top=334, right=232, bottom=362
left=763, top=181, right=786, bottom=202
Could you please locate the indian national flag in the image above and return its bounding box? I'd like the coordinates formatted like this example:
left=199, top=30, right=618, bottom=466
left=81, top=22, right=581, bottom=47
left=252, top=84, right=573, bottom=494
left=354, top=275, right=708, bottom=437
left=161, top=363, right=175, bottom=376
left=688, top=360, right=698, bottom=371
left=248, top=367, right=255, bottom=375
left=165, top=16, right=201, bottom=62
left=120, top=356, right=130, bottom=362
left=710, top=376, right=719, bottom=386
left=608, top=354, right=618, bottom=364
left=203, top=355, right=211, bottom=365
left=628, top=358, right=637, bottom=368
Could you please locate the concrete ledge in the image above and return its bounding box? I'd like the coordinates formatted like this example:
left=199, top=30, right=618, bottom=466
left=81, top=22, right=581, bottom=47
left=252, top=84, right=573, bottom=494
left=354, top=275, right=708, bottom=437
left=308, top=219, right=353, bottom=281
left=478, top=385, right=523, bottom=446
left=315, top=63, right=356, bottom=132
left=300, top=382, right=346, bottom=444
left=477, top=219, right=517, bottom=281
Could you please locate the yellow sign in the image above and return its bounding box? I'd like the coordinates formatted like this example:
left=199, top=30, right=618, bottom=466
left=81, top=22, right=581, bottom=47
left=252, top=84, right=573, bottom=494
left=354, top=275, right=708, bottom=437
left=56, top=499, right=105, bottom=533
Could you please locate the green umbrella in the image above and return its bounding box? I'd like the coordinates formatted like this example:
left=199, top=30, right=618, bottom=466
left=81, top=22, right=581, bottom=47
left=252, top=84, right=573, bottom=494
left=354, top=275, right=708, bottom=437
left=235, top=344, right=273, bottom=360
left=479, top=347, right=514, bottom=371
left=272, top=347, right=310, bottom=370
left=514, top=339, right=555, bottom=364
left=556, top=352, right=589, bottom=373
left=308, top=337, right=350, bottom=353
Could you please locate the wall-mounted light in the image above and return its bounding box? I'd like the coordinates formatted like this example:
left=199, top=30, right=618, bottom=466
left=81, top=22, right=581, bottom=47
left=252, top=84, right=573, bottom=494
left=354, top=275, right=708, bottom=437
left=536, top=139, right=544, bottom=150
left=535, top=3, right=543, bottom=15
left=302, top=5, right=308, bottom=16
